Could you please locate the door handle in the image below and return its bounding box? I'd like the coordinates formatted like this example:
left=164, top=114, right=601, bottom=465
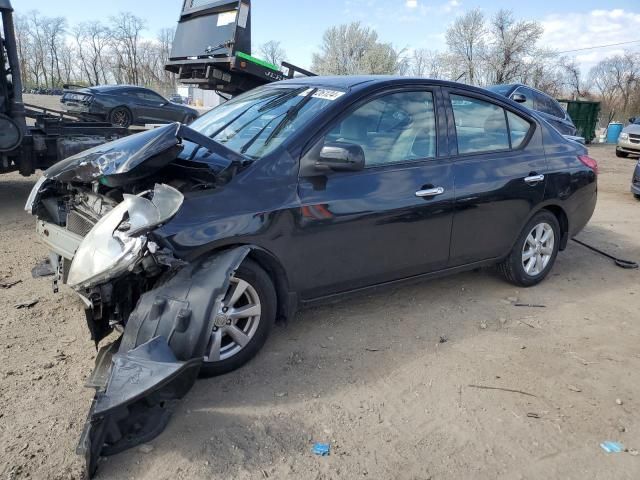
left=415, top=187, right=445, bottom=197
left=524, top=174, right=545, bottom=184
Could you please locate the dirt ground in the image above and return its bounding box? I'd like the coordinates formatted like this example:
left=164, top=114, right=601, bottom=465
left=1, top=145, right=639, bottom=480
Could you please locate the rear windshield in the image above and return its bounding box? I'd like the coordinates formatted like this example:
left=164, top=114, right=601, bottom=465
left=189, top=85, right=343, bottom=159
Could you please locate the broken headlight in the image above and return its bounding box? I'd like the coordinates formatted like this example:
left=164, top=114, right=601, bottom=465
left=67, top=184, right=183, bottom=289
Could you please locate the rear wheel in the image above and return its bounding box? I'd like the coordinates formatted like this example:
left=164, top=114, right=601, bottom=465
left=616, top=150, right=629, bottom=158
left=498, top=211, right=560, bottom=287
left=109, top=107, right=132, bottom=128
left=199, top=259, right=276, bottom=377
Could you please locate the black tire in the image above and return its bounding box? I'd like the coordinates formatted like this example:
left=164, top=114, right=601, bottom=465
left=199, top=259, right=276, bottom=377
left=616, top=150, right=629, bottom=158
left=498, top=210, right=561, bottom=287
left=109, top=106, right=132, bottom=128
left=635, top=194, right=640, bottom=200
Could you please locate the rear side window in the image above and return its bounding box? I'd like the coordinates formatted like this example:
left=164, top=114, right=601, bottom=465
left=533, top=91, right=564, bottom=119
left=451, top=94, right=509, bottom=154
left=507, top=111, right=531, bottom=148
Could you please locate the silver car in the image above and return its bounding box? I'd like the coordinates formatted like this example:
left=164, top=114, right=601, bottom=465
left=616, top=117, right=640, bottom=158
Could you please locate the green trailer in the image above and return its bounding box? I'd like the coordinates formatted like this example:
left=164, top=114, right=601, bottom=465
left=557, top=99, right=601, bottom=143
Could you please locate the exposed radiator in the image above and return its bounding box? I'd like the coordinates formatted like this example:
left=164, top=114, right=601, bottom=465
left=66, top=210, right=96, bottom=237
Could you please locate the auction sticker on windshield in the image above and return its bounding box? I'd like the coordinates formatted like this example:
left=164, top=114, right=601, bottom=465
left=298, top=88, right=345, bottom=101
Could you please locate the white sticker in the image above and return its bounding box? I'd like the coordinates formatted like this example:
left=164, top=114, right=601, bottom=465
left=217, top=10, right=236, bottom=27
left=298, top=89, right=345, bottom=101
left=237, top=3, right=249, bottom=29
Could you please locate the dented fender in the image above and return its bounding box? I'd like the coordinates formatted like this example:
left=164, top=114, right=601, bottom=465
left=78, top=246, right=251, bottom=478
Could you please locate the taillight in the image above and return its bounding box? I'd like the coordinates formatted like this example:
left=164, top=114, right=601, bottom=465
left=578, top=154, right=598, bottom=175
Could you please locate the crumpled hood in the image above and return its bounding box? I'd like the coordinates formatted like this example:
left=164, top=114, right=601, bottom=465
left=44, top=123, right=183, bottom=187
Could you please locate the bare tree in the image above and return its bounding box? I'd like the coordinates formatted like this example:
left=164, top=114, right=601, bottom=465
left=484, top=9, right=543, bottom=85
left=110, top=12, right=146, bottom=85
left=258, top=40, right=287, bottom=67
left=73, top=21, right=111, bottom=85
left=410, top=49, right=450, bottom=78
left=157, top=28, right=177, bottom=93
left=559, top=57, right=588, bottom=99
left=312, top=22, right=405, bottom=75
left=445, top=8, right=486, bottom=85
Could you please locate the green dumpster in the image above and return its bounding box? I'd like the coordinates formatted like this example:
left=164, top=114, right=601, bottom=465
left=557, top=99, right=601, bottom=143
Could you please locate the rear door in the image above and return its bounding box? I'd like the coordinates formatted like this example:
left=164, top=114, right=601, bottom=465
left=295, top=87, right=455, bottom=298
left=445, top=89, right=547, bottom=266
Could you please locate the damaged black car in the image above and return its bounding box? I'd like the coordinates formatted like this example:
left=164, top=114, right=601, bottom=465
left=26, top=76, right=597, bottom=477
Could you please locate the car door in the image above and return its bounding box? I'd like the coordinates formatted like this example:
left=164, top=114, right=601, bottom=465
left=133, top=90, right=174, bottom=124
left=295, top=87, right=455, bottom=299
left=445, top=89, right=547, bottom=266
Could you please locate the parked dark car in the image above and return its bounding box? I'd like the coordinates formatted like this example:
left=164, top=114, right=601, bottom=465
left=487, top=83, right=578, bottom=136
left=27, top=76, right=598, bottom=475
left=60, top=85, right=199, bottom=128
left=632, top=159, right=640, bottom=199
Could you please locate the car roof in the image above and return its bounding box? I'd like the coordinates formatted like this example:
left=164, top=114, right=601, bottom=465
left=275, top=75, right=524, bottom=106
left=88, top=85, right=153, bottom=93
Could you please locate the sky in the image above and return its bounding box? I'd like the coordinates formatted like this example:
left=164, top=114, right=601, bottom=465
left=14, top=0, right=640, bottom=74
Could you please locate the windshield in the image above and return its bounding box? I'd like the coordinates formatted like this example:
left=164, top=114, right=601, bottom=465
left=486, top=84, right=515, bottom=96
left=188, top=85, right=343, bottom=159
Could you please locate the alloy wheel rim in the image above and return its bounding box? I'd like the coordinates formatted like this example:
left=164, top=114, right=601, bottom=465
left=522, top=222, right=554, bottom=276
left=113, top=110, right=129, bottom=127
left=204, top=276, right=261, bottom=362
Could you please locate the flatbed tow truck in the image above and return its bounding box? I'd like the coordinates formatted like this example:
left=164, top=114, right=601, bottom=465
left=165, top=0, right=315, bottom=94
left=0, top=0, right=126, bottom=177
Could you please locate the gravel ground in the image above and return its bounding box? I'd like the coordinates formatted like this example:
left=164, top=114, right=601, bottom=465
left=0, top=145, right=639, bottom=480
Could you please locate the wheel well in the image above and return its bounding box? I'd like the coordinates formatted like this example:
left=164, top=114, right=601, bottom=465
left=542, top=205, right=569, bottom=250
left=246, top=249, right=295, bottom=324
left=110, top=105, right=132, bottom=118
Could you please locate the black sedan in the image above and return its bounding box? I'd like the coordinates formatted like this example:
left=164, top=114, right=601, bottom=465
left=487, top=83, right=577, bottom=137
left=28, top=76, right=597, bottom=475
left=60, top=85, right=199, bottom=128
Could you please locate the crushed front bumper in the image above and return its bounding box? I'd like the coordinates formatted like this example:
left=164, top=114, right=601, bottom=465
left=77, top=246, right=251, bottom=478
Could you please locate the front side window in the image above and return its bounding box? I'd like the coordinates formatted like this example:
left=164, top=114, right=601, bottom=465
left=451, top=94, right=509, bottom=154
left=189, top=85, right=340, bottom=159
left=325, top=91, right=437, bottom=166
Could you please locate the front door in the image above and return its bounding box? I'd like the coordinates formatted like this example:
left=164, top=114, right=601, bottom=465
left=445, top=89, right=547, bottom=266
left=294, top=88, right=455, bottom=299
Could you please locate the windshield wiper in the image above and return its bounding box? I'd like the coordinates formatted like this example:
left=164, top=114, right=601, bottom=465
left=239, top=111, right=287, bottom=155
left=263, top=88, right=318, bottom=146
left=258, top=87, right=308, bottom=112
left=239, top=88, right=318, bottom=155
left=212, top=88, right=308, bottom=143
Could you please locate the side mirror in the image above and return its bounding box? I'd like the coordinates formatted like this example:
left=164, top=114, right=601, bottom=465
left=315, top=142, right=365, bottom=172
left=629, top=117, right=636, bottom=124
left=511, top=93, right=527, bottom=104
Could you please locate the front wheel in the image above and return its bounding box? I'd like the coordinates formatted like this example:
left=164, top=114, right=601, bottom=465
left=199, top=259, right=276, bottom=377
left=498, top=211, right=560, bottom=287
